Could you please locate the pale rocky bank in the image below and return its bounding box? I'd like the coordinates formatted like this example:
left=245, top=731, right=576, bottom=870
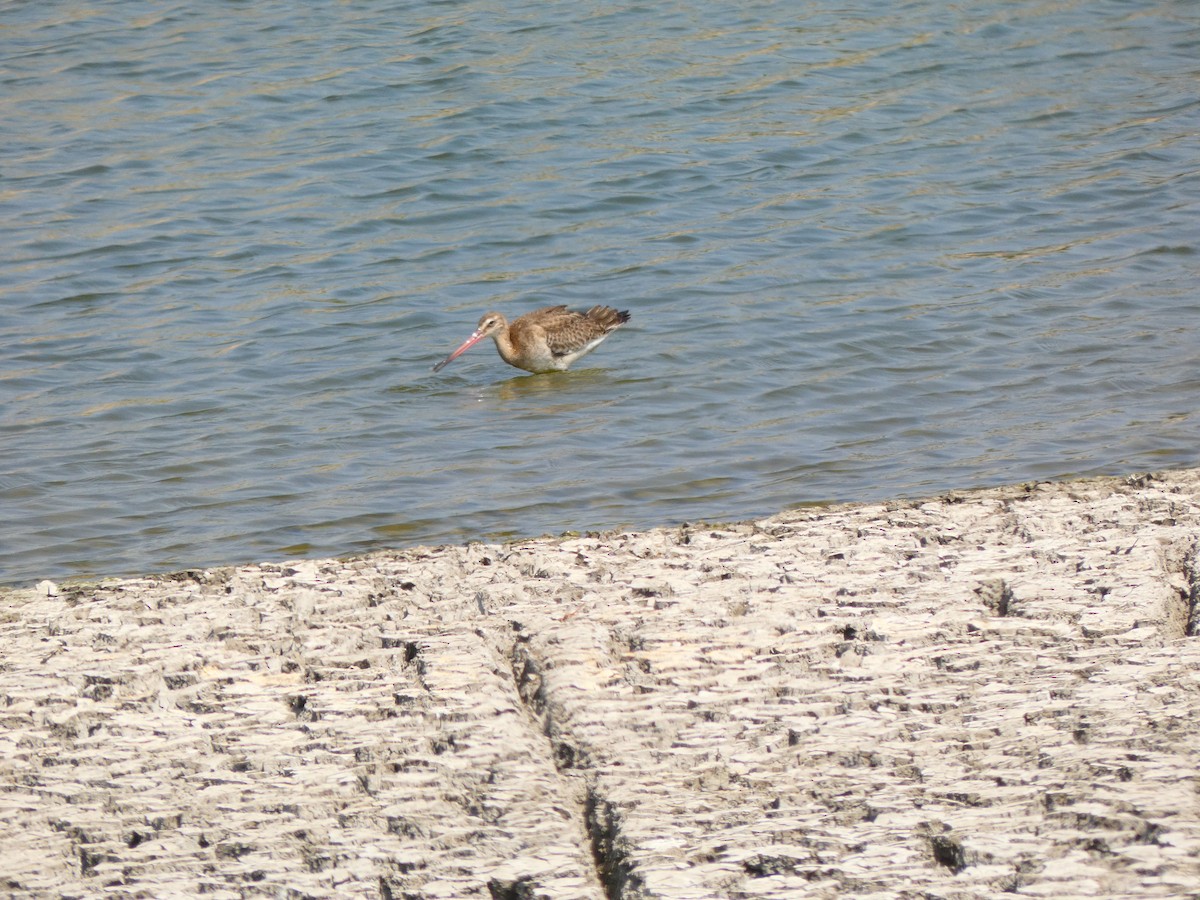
left=2, top=470, right=1199, bottom=899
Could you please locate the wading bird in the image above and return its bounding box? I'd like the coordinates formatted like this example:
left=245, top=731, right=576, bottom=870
left=432, top=305, right=630, bottom=374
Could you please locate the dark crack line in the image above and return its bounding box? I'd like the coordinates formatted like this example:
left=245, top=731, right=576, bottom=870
left=509, top=626, right=641, bottom=900
left=1184, top=543, right=1200, bottom=638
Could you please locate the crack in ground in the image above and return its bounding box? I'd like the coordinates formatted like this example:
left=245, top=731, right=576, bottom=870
left=1184, top=543, right=1200, bottom=638
left=509, top=626, right=640, bottom=900
left=1159, top=538, right=1200, bottom=640
left=583, top=784, right=645, bottom=900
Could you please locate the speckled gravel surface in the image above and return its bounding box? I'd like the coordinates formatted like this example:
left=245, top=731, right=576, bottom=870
left=2, top=471, right=1199, bottom=899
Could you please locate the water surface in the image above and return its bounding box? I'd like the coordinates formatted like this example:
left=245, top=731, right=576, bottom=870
left=2, top=1, right=1198, bottom=584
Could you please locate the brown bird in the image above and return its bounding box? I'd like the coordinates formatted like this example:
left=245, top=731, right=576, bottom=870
left=432, top=305, right=631, bottom=374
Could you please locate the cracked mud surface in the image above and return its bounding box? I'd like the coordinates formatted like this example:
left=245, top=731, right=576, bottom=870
left=2, top=471, right=1199, bottom=898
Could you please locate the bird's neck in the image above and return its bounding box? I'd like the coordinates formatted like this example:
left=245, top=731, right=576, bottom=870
left=491, top=330, right=520, bottom=366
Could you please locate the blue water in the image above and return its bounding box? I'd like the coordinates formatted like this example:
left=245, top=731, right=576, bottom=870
left=3, top=1, right=1198, bottom=585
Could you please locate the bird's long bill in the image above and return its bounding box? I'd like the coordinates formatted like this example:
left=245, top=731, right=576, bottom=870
left=432, top=330, right=486, bottom=372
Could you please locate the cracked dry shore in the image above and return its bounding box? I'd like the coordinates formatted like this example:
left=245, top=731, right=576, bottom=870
left=2, top=470, right=1199, bottom=899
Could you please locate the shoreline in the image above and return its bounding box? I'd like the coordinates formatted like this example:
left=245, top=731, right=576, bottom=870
left=2, top=469, right=1198, bottom=898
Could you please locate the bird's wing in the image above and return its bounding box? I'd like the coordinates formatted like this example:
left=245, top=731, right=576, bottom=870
left=543, top=314, right=610, bottom=358
left=510, top=307, right=577, bottom=357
